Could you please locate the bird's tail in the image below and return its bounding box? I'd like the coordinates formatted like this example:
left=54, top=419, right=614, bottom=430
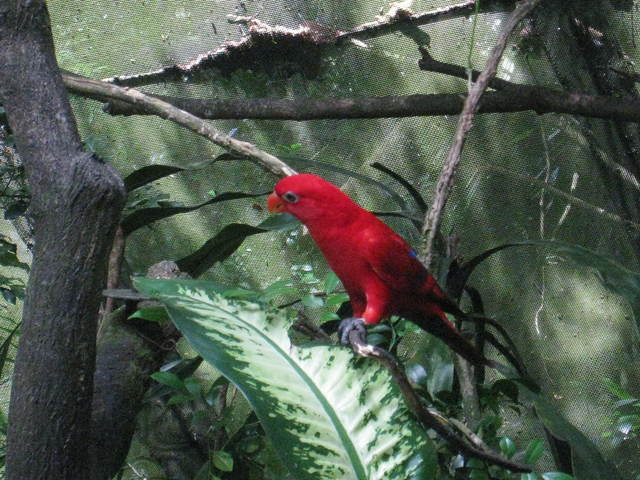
left=409, top=305, right=492, bottom=368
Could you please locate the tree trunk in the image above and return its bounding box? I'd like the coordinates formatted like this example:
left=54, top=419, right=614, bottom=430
left=0, top=1, right=125, bottom=478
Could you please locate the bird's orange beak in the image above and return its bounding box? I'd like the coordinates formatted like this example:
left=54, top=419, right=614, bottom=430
left=267, top=192, right=285, bottom=213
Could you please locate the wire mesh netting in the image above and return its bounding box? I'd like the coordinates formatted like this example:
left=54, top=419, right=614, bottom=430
left=1, top=1, right=639, bottom=478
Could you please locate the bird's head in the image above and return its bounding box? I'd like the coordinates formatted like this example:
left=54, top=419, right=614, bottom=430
left=267, top=173, right=359, bottom=225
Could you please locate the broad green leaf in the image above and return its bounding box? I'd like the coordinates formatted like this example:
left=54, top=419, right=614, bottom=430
left=123, top=164, right=184, bottom=192
left=541, top=473, right=574, bottom=480
left=323, top=271, right=340, bottom=294
left=499, top=437, right=516, bottom=458
left=325, top=293, right=350, bottom=307
left=167, top=393, right=193, bottom=405
left=151, top=371, right=186, bottom=392
left=523, top=438, right=545, bottom=464
left=129, top=307, right=170, bottom=324
left=121, top=191, right=267, bottom=236
left=135, top=277, right=437, bottom=480
left=261, top=279, right=296, bottom=301
left=520, top=473, right=538, bottom=480
left=176, top=215, right=301, bottom=278
left=212, top=451, right=234, bottom=472
left=176, top=224, right=267, bottom=278
left=184, top=377, right=202, bottom=397
left=320, top=311, right=340, bottom=322
left=257, top=212, right=300, bottom=231
left=301, top=294, right=324, bottom=308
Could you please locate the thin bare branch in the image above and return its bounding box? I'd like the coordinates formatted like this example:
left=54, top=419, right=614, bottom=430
left=337, top=0, right=513, bottom=43
left=419, top=48, right=516, bottom=90
left=61, top=73, right=296, bottom=178
left=421, top=0, right=544, bottom=267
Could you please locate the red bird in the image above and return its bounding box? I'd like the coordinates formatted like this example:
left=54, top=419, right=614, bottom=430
left=267, top=173, right=489, bottom=367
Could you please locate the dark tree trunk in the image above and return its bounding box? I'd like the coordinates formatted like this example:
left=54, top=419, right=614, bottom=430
left=90, top=308, right=167, bottom=480
left=0, top=1, right=125, bottom=479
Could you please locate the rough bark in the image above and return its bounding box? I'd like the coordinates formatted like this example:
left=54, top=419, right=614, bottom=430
left=90, top=308, right=167, bottom=480
left=0, top=1, right=125, bottom=479
left=97, top=87, right=640, bottom=123
left=90, top=261, right=188, bottom=480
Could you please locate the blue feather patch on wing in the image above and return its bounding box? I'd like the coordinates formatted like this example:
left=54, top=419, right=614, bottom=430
left=409, top=249, right=418, bottom=258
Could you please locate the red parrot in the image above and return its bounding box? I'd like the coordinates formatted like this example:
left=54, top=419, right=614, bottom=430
left=267, top=173, right=490, bottom=367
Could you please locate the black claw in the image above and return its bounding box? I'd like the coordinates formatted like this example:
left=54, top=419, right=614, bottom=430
left=338, top=317, right=367, bottom=345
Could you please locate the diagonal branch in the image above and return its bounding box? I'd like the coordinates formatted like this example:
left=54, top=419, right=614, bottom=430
left=62, top=72, right=295, bottom=178
left=421, top=0, right=545, bottom=267
left=337, top=0, right=514, bottom=43
left=348, top=331, right=531, bottom=473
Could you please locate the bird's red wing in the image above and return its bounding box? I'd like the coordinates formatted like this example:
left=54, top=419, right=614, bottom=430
left=360, top=221, right=430, bottom=293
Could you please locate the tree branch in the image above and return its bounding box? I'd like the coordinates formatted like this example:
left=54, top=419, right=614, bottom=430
left=336, top=0, right=514, bottom=43
left=61, top=72, right=295, bottom=178
left=421, top=0, right=545, bottom=267
left=418, top=48, right=517, bottom=90
left=347, top=331, right=531, bottom=473
left=64, top=72, right=640, bottom=124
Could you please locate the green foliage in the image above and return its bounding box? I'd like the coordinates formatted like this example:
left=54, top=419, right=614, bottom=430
left=133, top=273, right=618, bottom=480
left=0, top=129, right=28, bottom=222
left=603, top=378, right=640, bottom=447
left=135, top=277, right=438, bottom=480
left=121, top=190, right=268, bottom=236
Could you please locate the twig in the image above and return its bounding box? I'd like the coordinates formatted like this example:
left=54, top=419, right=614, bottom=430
left=101, top=226, right=125, bottom=322
left=421, top=0, right=544, bottom=267
left=292, top=312, right=332, bottom=342
left=419, top=48, right=516, bottom=90
left=347, top=331, right=531, bottom=472
left=610, top=66, right=640, bottom=83
left=61, top=73, right=296, bottom=178
left=336, top=0, right=514, bottom=43
left=480, top=162, right=640, bottom=230
left=454, top=354, right=482, bottom=428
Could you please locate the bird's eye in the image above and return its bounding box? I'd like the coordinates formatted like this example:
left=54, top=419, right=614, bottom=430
left=282, top=191, right=299, bottom=203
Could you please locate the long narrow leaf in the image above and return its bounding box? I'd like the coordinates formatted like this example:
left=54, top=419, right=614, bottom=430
left=176, top=215, right=300, bottom=278
left=370, top=162, right=428, bottom=214
left=176, top=224, right=266, bottom=278
left=123, top=165, right=185, bottom=192
left=134, top=278, right=437, bottom=480
left=121, top=191, right=268, bottom=236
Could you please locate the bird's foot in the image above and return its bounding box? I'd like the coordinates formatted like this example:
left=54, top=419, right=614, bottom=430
left=338, top=317, right=367, bottom=345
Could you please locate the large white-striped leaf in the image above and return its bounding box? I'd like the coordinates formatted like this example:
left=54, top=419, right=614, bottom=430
left=135, top=277, right=436, bottom=480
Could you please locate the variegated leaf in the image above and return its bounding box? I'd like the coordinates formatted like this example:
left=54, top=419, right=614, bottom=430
left=135, top=277, right=436, bottom=480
